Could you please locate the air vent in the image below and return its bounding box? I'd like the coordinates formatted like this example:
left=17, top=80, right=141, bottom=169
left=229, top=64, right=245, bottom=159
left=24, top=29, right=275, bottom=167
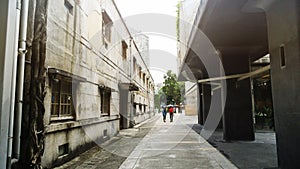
left=58, top=143, right=69, bottom=157
left=103, top=129, right=108, bottom=138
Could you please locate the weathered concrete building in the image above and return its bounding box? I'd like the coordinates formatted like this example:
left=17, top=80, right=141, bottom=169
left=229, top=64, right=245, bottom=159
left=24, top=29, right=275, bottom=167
left=178, top=0, right=300, bottom=168
left=0, top=0, right=154, bottom=168
left=177, top=0, right=201, bottom=116
left=130, top=28, right=150, bottom=67
left=42, top=0, right=154, bottom=167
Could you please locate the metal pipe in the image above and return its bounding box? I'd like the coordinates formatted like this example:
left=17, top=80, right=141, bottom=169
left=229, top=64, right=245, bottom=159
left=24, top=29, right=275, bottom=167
left=7, top=0, right=21, bottom=168
left=13, top=0, right=29, bottom=160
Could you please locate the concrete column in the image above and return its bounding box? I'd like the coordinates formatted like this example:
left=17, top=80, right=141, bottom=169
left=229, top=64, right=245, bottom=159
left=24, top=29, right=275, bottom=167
left=119, top=89, right=129, bottom=129
left=202, top=84, right=211, bottom=124
left=197, top=83, right=204, bottom=125
left=266, top=0, right=300, bottom=168
left=222, top=57, right=254, bottom=141
left=213, top=87, right=223, bottom=129
left=0, top=0, right=19, bottom=168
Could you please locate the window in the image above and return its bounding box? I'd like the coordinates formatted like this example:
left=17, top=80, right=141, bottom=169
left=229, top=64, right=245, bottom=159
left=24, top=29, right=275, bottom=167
left=102, top=10, right=112, bottom=47
left=139, top=67, right=142, bottom=78
left=51, top=80, right=75, bottom=120
left=122, top=40, right=128, bottom=59
left=103, top=129, right=108, bottom=138
left=64, top=0, right=73, bottom=15
left=133, top=58, right=137, bottom=72
left=146, top=78, right=149, bottom=86
left=100, top=88, right=111, bottom=116
left=58, top=143, right=69, bottom=157
left=139, top=104, right=142, bottom=114
left=143, top=73, right=146, bottom=83
left=133, top=103, right=137, bottom=116
left=280, top=45, right=286, bottom=68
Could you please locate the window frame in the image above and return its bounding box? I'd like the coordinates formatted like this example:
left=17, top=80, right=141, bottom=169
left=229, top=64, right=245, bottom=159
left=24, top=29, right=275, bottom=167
left=122, top=40, right=128, bottom=60
left=133, top=58, right=137, bottom=72
left=50, top=79, right=76, bottom=121
left=100, top=88, right=111, bottom=116
left=280, top=44, right=286, bottom=69
left=102, top=10, right=113, bottom=46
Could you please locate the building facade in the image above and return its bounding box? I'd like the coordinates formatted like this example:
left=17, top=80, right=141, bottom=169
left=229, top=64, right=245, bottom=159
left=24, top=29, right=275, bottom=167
left=41, top=0, right=155, bottom=167
left=177, top=0, right=201, bottom=116
left=0, top=0, right=154, bottom=168
left=177, top=0, right=300, bottom=168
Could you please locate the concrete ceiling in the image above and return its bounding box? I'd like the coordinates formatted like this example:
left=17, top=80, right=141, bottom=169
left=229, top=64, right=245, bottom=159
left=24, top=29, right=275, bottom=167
left=202, top=0, right=268, bottom=60
left=179, top=0, right=269, bottom=81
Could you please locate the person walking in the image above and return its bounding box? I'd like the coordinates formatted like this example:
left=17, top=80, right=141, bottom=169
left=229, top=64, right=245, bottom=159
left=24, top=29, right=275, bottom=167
left=169, top=106, right=174, bottom=122
left=162, top=107, right=167, bottom=122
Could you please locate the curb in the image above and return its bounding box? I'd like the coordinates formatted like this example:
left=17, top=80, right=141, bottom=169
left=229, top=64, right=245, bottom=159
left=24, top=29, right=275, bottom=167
left=133, top=113, right=160, bottom=128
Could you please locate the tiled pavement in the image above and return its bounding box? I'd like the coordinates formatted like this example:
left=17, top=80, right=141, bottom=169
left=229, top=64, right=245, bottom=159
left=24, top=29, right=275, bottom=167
left=54, top=113, right=237, bottom=169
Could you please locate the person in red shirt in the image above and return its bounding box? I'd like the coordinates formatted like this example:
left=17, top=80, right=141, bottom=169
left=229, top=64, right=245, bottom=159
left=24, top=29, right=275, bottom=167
left=169, top=106, right=174, bottom=122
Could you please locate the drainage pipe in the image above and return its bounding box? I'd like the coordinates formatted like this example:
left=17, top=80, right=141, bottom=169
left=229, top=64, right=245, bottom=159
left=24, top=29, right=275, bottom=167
left=7, top=0, right=21, bottom=168
left=13, top=0, right=29, bottom=160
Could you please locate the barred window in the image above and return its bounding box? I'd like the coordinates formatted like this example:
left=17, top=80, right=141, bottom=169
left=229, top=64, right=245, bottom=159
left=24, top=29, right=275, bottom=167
left=51, top=80, right=75, bottom=120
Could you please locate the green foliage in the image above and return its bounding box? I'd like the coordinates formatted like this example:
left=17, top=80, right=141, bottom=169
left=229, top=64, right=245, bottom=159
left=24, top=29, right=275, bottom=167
left=161, top=70, right=184, bottom=105
left=154, top=93, right=161, bottom=109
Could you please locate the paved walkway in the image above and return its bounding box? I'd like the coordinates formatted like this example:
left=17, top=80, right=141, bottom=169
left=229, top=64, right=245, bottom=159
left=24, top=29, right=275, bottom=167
left=120, top=113, right=237, bottom=169
left=206, top=129, right=277, bottom=169
left=55, top=113, right=237, bottom=169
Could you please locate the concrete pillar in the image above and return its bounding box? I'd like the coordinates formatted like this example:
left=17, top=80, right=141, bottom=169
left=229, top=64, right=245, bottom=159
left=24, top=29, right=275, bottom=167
left=202, top=84, right=211, bottom=124
left=119, top=89, right=129, bottom=129
left=266, top=0, right=300, bottom=168
left=197, top=83, right=204, bottom=125
left=0, top=0, right=19, bottom=168
left=223, top=57, right=254, bottom=141
left=213, top=87, right=223, bottom=129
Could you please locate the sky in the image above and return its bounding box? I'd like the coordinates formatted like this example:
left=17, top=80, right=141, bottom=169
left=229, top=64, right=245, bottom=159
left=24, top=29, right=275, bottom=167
left=115, top=0, right=179, bottom=84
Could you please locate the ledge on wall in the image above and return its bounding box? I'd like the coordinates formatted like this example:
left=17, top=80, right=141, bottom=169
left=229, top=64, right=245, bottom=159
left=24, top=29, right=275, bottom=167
left=45, top=115, right=119, bottom=134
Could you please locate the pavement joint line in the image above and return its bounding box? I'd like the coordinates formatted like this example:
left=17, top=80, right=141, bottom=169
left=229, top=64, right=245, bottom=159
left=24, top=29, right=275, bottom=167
left=133, top=114, right=160, bottom=129
left=119, top=114, right=238, bottom=169
left=138, top=141, right=205, bottom=144
left=140, top=148, right=216, bottom=151
left=55, top=113, right=237, bottom=169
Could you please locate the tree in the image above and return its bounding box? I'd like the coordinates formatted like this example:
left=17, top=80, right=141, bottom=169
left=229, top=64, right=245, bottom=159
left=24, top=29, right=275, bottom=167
left=161, top=70, right=184, bottom=105
left=154, top=93, right=160, bottom=109
left=18, top=0, right=48, bottom=168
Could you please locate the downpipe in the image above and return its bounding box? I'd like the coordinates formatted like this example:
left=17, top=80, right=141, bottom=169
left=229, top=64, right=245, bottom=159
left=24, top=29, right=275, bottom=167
left=8, top=0, right=29, bottom=168
left=13, top=0, right=29, bottom=161
left=7, top=0, right=21, bottom=168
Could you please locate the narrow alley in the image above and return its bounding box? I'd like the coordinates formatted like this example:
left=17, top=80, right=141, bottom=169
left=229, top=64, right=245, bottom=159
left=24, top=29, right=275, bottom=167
left=54, top=113, right=237, bottom=169
left=1, top=0, right=299, bottom=169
